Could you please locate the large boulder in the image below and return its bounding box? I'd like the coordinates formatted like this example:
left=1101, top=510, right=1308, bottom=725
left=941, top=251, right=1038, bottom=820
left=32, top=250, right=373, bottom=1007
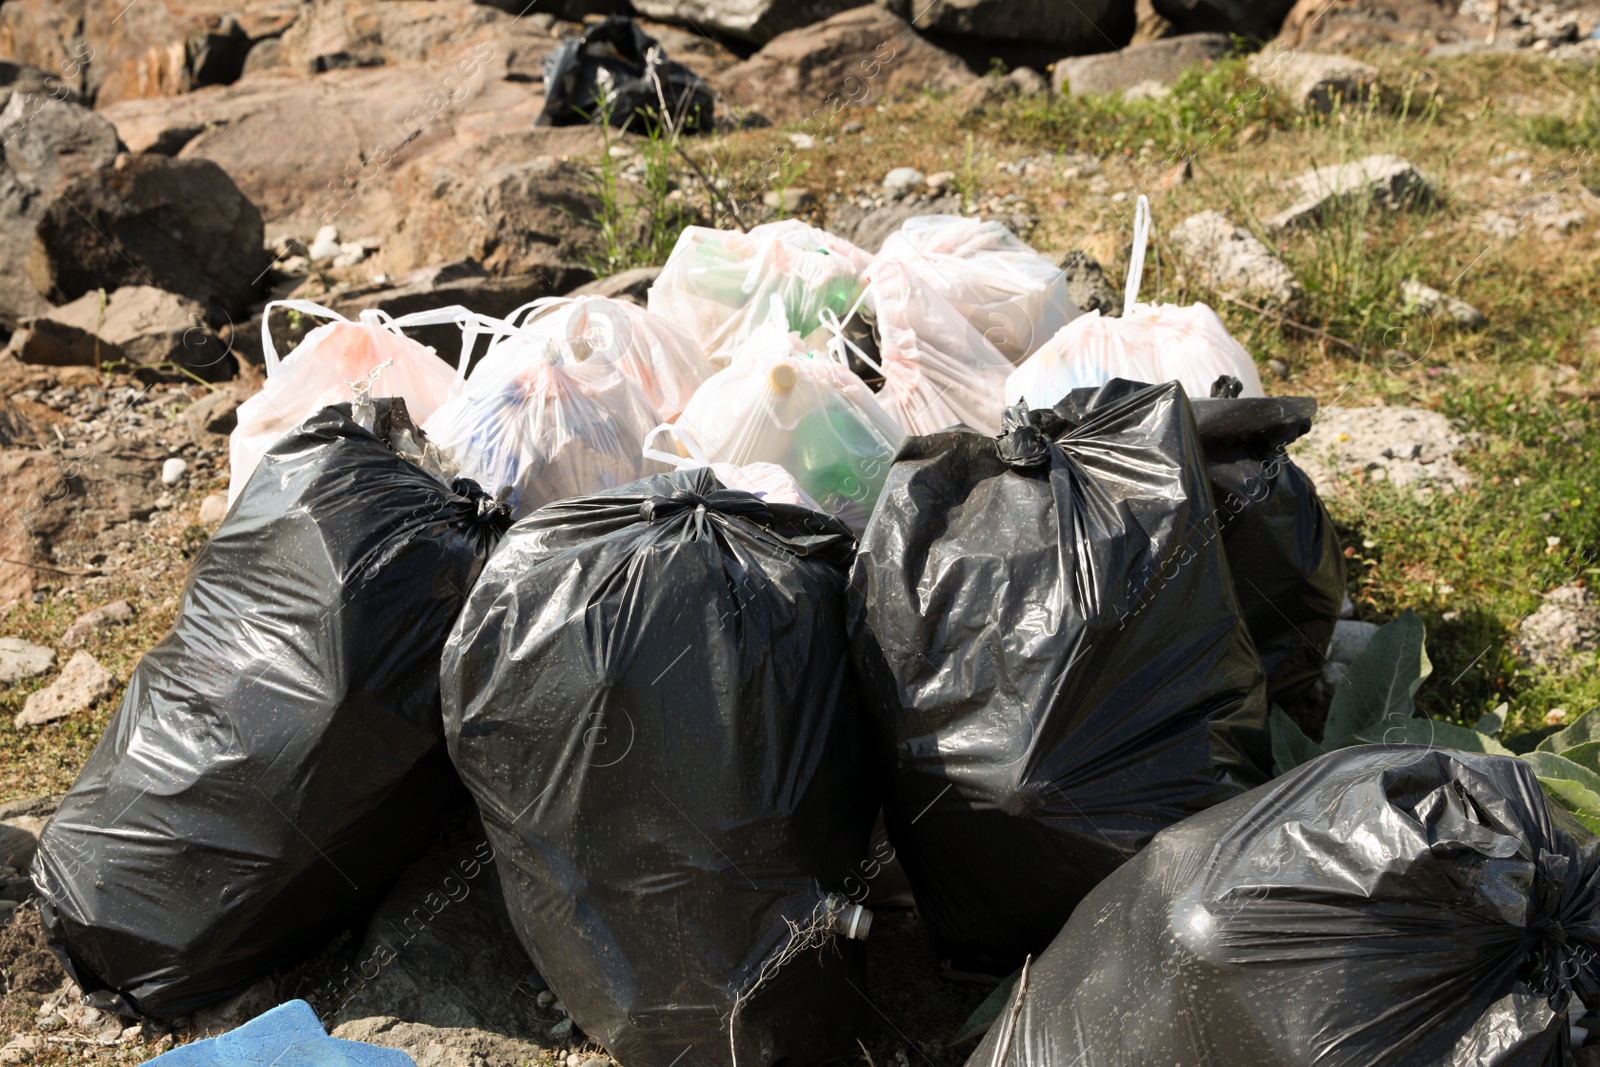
left=630, top=0, right=864, bottom=44
left=270, top=0, right=540, bottom=73
left=719, top=7, right=975, bottom=125
left=1277, top=0, right=1486, bottom=50
left=28, top=154, right=266, bottom=320
left=890, top=0, right=1136, bottom=49
left=9, top=286, right=230, bottom=379
left=0, top=87, right=122, bottom=330
left=1051, top=32, right=1230, bottom=95
left=0, top=0, right=298, bottom=106
left=1151, top=0, right=1297, bottom=40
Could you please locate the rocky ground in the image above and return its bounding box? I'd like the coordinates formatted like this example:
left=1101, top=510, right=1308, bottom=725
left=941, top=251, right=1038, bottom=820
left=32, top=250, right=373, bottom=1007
left=4, top=0, right=1600, bottom=1063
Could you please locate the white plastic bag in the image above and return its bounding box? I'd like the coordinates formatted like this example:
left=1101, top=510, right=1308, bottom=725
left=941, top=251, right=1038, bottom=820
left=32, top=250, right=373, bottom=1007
left=670, top=308, right=904, bottom=533
left=423, top=327, right=667, bottom=519
left=641, top=425, right=820, bottom=510
left=875, top=215, right=1078, bottom=362
left=507, top=296, right=715, bottom=421
left=647, top=220, right=873, bottom=365
left=228, top=301, right=484, bottom=503
left=861, top=257, right=1014, bottom=436
left=1006, top=196, right=1265, bottom=408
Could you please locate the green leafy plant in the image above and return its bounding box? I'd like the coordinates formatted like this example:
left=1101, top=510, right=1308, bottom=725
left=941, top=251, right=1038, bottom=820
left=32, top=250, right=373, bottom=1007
left=572, top=93, right=694, bottom=277
left=1270, top=611, right=1600, bottom=832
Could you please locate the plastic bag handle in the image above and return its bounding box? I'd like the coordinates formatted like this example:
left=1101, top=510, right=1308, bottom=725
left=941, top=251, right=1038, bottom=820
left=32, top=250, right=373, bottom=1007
left=385, top=305, right=508, bottom=382
left=1124, top=194, right=1151, bottom=317
left=260, top=299, right=350, bottom=375
left=503, top=296, right=573, bottom=330
left=642, top=422, right=708, bottom=467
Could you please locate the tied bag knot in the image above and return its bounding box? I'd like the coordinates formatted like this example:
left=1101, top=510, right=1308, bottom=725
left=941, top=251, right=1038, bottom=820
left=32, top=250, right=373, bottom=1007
left=996, top=402, right=1058, bottom=470
left=640, top=487, right=774, bottom=525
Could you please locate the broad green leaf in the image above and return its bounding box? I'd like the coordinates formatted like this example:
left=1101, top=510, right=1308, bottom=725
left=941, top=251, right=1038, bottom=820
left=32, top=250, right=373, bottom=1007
left=1474, top=703, right=1507, bottom=737
left=1521, top=751, right=1600, bottom=798
left=1270, top=705, right=1325, bottom=775
left=1558, top=741, right=1600, bottom=776
left=1535, top=776, right=1600, bottom=836
left=950, top=971, right=1021, bottom=1044
left=1353, top=713, right=1512, bottom=755
left=1538, top=706, right=1600, bottom=753
left=1323, top=611, right=1433, bottom=747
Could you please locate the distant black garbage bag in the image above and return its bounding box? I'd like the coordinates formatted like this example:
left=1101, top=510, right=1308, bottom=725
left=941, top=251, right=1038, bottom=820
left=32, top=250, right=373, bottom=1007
left=536, top=16, right=713, bottom=132
left=443, top=468, right=875, bottom=1067
left=967, top=744, right=1600, bottom=1067
left=32, top=399, right=510, bottom=1021
left=1183, top=390, right=1344, bottom=711
left=848, top=380, right=1270, bottom=977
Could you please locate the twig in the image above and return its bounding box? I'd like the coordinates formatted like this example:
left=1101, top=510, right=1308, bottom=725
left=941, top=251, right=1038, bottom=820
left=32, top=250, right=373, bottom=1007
left=676, top=142, right=747, bottom=233
left=1218, top=293, right=1367, bottom=356
left=0, top=557, right=102, bottom=577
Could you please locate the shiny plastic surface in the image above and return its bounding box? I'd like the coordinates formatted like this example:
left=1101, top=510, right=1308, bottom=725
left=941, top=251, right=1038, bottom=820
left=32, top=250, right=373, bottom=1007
left=849, top=380, right=1270, bottom=974
left=966, top=745, right=1600, bottom=1067
left=442, top=468, right=873, bottom=1067
left=873, top=215, right=1077, bottom=363
left=864, top=256, right=1015, bottom=436
left=423, top=329, right=668, bottom=518
left=34, top=400, right=509, bottom=1020
left=1006, top=302, right=1265, bottom=408
left=672, top=322, right=903, bottom=534
left=648, top=220, right=874, bottom=363
left=1191, top=395, right=1346, bottom=708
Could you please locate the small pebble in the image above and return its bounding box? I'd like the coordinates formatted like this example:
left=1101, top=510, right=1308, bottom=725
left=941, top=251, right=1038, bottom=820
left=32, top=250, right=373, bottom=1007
left=1548, top=708, right=1569, bottom=727
left=161, top=458, right=188, bottom=486
left=536, top=991, right=556, bottom=1008
left=548, top=1017, right=574, bottom=1039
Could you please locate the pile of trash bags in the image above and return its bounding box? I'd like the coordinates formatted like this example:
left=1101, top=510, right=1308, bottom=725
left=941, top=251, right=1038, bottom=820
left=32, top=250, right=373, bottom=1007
left=48, top=197, right=1572, bottom=1067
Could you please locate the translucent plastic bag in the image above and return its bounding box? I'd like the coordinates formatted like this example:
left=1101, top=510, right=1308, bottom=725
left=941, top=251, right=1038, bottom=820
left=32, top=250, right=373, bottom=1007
left=508, top=295, right=716, bottom=421
left=1006, top=197, right=1264, bottom=407
left=423, top=327, right=668, bottom=519
left=228, top=301, right=485, bottom=503
left=671, top=309, right=904, bottom=533
left=862, top=257, right=1013, bottom=436
left=874, top=215, right=1077, bottom=362
left=647, top=220, right=873, bottom=364
left=642, top=425, right=821, bottom=509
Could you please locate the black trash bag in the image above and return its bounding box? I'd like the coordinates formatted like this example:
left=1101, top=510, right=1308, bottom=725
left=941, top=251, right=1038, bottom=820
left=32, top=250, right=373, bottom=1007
left=32, top=399, right=510, bottom=1020
left=848, top=380, right=1271, bottom=977
left=442, top=468, right=875, bottom=1067
left=536, top=16, right=713, bottom=133
left=1189, top=391, right=1346, bottom=713
left=968, top=744, right=1600, bottom=1067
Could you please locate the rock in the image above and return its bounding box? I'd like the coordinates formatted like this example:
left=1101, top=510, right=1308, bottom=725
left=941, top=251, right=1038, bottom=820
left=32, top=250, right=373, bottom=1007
left=11, top=286, right=229, bottom=380
left=1265, top=154, right=1435, bottom=233
left=1327, top=619, right=1380, bottom=664
left=15, top=651, right=116, bottom=728
left=1515, top=585, right=1600, bottom=673
left=61, top=599, right=134, bottom=649
left=334, top=1018, right=549, bottom=1067
left=948, top=66, right=1047, bottom=114
left=718, top=7, right=975, bottom=125
left=0, top=813, right=46, bottom=870
left=308, top=225, right=342, bottom=264
left=183, top=384, right=246, bottom=441
left=567, top=266, right=662, bottom=306
left=0, top=89, right=121, bottom=330
left=1249, top=50, right=1376, bottom=112
left=900, top=0, right=1134, bottom=47
left=161, top=458, right=188, bottom=486
left=329, top=840, right=551, bottom=1065
left=883, top=167, right=925, bottom=199
left=631, top=0, right=860, bottom=43
left=1293, top=405, right=1473, bottom=495
left=0, top=638, right=54, bottom=685
left=1051, top=249, right=1120, bottom=317
left=762, top=186, right=816, bottom=213
left=1051, top=33, right=1231, bottom=96
left=241, top=36, right=282, bottom=76
left=381, top=136, right=602, bottom=281
left=1277, top=0, right=1487, bottom=53
left=190, top=978, right=284, bottom=1038
left=0, top=60, right=83, bottom=110
left=1401, top=280, right=1485, bottom=328
left=1152, top=0, right=1297, bottom=39
left=825, top=195, right=966, bottom=254
left=28, top=156, right=266, bottom=321
left=1168, top=211, right=1301, bottom=307
left=198, top=492, right=229, bottom=525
